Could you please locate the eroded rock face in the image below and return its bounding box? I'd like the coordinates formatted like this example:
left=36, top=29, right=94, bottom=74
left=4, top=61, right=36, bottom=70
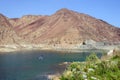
left=0, top=8, right=119, bottom=47
left=0, top=14, right=24, bottom=45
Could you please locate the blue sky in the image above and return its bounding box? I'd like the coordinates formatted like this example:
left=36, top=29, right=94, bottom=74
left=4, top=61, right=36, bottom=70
left=0, top=0, right=120, bottom=27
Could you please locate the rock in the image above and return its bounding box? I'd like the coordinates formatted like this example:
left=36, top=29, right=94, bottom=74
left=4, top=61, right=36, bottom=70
left=107, top=49, right=114, bottom=56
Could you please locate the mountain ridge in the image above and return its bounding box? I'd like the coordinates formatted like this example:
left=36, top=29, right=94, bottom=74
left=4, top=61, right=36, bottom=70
left=0, top=14, right=26, bottom=46
left=0, top=8, right=120, bottom=48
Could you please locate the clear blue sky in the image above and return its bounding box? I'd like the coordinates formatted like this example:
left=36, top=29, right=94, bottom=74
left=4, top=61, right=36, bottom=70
left=0, top=0, right=120, bottom=27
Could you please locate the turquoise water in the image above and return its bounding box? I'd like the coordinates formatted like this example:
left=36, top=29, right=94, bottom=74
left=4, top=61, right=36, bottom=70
left=0, top=50, right=102, bottom=80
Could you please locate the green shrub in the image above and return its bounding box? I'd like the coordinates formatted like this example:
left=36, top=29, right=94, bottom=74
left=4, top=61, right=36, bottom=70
left=86, top=53, right=100, bottom=63
left=60, top=53, right=120, bottom=80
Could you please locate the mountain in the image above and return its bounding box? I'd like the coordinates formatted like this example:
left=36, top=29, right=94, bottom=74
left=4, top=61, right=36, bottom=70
left=9, top=8, right=120, bottom=47
left=0, top=14, right=25, bottom=46
left=0, top=8, right=119, bottom=49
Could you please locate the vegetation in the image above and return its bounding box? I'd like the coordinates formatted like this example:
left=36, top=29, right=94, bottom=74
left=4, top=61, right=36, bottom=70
left=60, top=52, right=120, bottom=80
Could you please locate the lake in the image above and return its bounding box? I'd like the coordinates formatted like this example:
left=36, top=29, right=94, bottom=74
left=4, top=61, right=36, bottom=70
left=0, top=50, right=103, bottom=80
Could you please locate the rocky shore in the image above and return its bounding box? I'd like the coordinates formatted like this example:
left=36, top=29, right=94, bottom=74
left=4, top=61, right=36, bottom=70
left=47, top=62, right=70, bottom=80
left=0, top=42, right=120, bottom=53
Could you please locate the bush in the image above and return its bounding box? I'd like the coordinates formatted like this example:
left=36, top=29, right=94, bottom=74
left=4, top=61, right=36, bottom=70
left=60, top=53, right=120, bottom=80
left=86, top=53, right=100, bottom=63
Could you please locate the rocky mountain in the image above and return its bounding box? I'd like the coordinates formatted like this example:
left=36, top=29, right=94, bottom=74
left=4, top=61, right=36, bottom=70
left=0, top=8, right=120, bottom=48
left=9, top=8, right=120, bottom=46
left=9, top=15, right=48, bottom=42
left=0, top=14, right=25, bottom=46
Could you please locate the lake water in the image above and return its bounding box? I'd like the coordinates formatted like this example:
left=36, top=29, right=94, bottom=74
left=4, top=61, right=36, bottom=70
left=0, top=50, right=103, bottom=80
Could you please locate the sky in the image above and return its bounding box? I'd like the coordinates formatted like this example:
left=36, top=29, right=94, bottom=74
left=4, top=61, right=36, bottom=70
left=0, top=0, right=120, bottom=27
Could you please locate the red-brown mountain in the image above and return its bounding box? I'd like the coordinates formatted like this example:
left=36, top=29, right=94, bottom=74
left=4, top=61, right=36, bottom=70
left=6, top=8, right=120, bottom=46
left=9, top=9, right=120, bottom=44
left=0, top=14, right=25, bottom=45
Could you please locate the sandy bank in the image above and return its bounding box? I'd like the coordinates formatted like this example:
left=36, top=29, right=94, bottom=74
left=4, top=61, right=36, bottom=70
left=0, top=44, right=119, bottom=53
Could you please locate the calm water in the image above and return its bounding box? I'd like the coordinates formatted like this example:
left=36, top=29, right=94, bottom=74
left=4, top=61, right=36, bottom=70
left=0, top=50, right=103, bottom=80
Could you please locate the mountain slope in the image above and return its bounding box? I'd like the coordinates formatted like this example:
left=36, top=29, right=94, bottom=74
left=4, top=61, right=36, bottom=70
left=0, top=14, right=25, bottom=45
left=9, top=8, right=120, bottom=46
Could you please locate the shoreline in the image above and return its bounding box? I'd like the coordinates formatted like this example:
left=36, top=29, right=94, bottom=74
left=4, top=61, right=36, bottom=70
left=47, top=62, right=70, bottom=80
left=0, top=47, right=108, bottom=54
left=1, top=44, right=119, bottom=53
left=0, top=43, right=119, bottom=53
